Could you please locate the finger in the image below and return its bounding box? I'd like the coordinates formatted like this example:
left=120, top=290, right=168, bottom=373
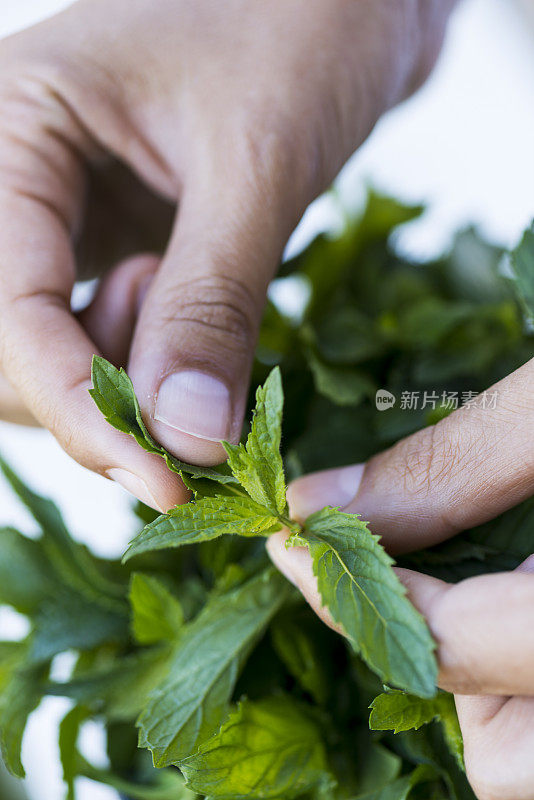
left=454, top=555, right=534, bottom=720
left=128, top=144, right=302, bottom=466
left=377, top=564, right=534, bottom=695
left=0, top=87, right=185, bottom=512
left=287, top=359, right=534, bottom=552
left=453, top=556, right=534, bottom=800
left=266, top=531, right=346, bottom=637
left=267, top=532, right=534, bottom=696
left=78, top=254, right=158, bottom=366
left=456, top=695, right=534, bottom=800
left=0, top=372, right=37, bottom=426
left=0, top=255, right=157, bottom=428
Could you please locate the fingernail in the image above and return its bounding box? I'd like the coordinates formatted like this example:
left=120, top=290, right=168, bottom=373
left=154, top=371, right=231, bottom=442
left=106, top=468, right=164, bottom=512
left=517, top=554, right=534, bottom=574
left=287, top=463, right=365, bottom=521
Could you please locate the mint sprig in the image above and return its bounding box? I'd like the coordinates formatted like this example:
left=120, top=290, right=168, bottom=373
left=91, top=357, right=437, bottom=699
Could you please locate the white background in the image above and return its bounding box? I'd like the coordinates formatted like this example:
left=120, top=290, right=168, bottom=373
left=0, top=1, right=534, bottom=798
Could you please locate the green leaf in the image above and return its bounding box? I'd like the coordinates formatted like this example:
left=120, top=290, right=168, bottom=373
left=306, top=348, right=375, bottom=407
left=0, top=456, right=126, bottom=609
left=393, top=726, right=473, bottom=799
left=0, top=660, right=48, bottom=778
left=48, top=649, right=172, bottom=723
left=353, top=740, right=402, bottom=796
left=0, top=456, right=72, bottom=544
left=181, top=696, right=333, bottom=799
left=130, top=574, right=184, bottom=644
left=0, top=458, right=129, bottom=662
left=90, top=356, right=236, bottom=484
left=29, top=590, right=128, bottom=664
left=302, top=508, right=437, bottom=697
left=370, top=691, right=443, bottom=733
left=313, top=308, right=385, bottom=365
left=369, top=690, right=463, bottom=769
left=270, top=617, right=328, bottom=704
left=224, top=368, right=288, bottom=516
left=138, top=568, right=290, bottom=767
left=59, top=706, right=90, bottom=800
left=78, top=756, right=195, bottom=800
left=352, top=764, right=437, bottom=800
left=0, top=528, right=52, bottom=614
left=281, top=190, right=423, bottom=320
left=0, top=643, right=26, bottom=695
left=510, top=222, right=534, bottom=321
left=124, top=495, right=279, bottom=562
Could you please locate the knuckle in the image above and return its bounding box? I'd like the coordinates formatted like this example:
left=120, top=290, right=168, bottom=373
left=237, top=116, right=300, bottom=189
left=389, top=423, right=453, bottom=502
left=385, top=418, right=492, bottom=535
left=0, top=60, right=85, bottom=225
left=158, top=275, right=258, bottom=352
left=218, top=108, right=321, bottom=223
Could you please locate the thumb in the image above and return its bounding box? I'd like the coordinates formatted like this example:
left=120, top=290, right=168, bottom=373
left=128, top=189, right=289, bottom=466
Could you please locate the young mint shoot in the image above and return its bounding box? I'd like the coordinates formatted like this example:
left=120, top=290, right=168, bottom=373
left=90, top=356, right=438, bottom=698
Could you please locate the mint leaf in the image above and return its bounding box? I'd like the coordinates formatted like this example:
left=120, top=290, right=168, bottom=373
left=130, top=574, right=184, bottom=644
left=353, top=764, right=437, bottom=800
left=90, top=356, right=236, bottom=484
left=0, top=660, right=47, bottom=778
left=138, top=567, right=290, bottom=767
left=49, top=649, right=172, bottom=723
left=270, top=616, right=328, bottom=704
left=0, top=528, right=52, bottom=615
left=0, top=456, right=71, bottom=543
left=181, top=696, right=333, bottom=799
left=303, top=508, right=437, bottom=698
left=29, top=591, right=128, bottom=664
left=124, top=494, right=280, bottom=561
left=0, top=459, right=129, bottom=663
left=59, top=705, right=89, bottom=800
left=78, top=756, right=195, bottom=800
left=0, top=456, right=126, bottom=608
left=510, top=223, right=534, bottom=322
left=306, top=344, right=375, bottom=407
left=369, top=690, right=463, bottom=769
left=223, top=368, right=288, bottom=516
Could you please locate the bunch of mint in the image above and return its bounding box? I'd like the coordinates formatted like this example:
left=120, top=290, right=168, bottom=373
left=1, top=192, right=533, bottom=800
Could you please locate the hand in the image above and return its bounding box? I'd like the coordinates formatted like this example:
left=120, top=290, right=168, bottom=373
left=268, top=362, right=534, bottom=800
left=269, top=534, right=534, bottom=800
left=0, top=0, right=454, bottom=510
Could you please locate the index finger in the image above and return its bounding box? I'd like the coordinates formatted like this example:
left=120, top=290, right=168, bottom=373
left=267, top=531, right=534, bottom=696
left=0, top=81, right=185, bottom=512
left=287, top=359, right=534, bottom=553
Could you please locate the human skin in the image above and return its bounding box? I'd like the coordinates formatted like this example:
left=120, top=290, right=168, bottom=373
left=6, top=1, right=529, bottom=797
left=267, top=451, right=534, bottom=800
left=0, top=0, right=453, bottom=506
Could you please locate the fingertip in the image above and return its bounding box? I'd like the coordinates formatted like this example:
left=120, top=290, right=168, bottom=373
left=516, top=554, right=534, bottom=574
left=267, top=531, right=345, bottom=635
left=106, top=458, right=188, bottom=514
left=287, top=463, right=365, bottom=521
left=392, top=567, right=449, bottom=612
left=266, top=531, right=297, bottom=586
left=266, top=530, right=316, bottom=592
